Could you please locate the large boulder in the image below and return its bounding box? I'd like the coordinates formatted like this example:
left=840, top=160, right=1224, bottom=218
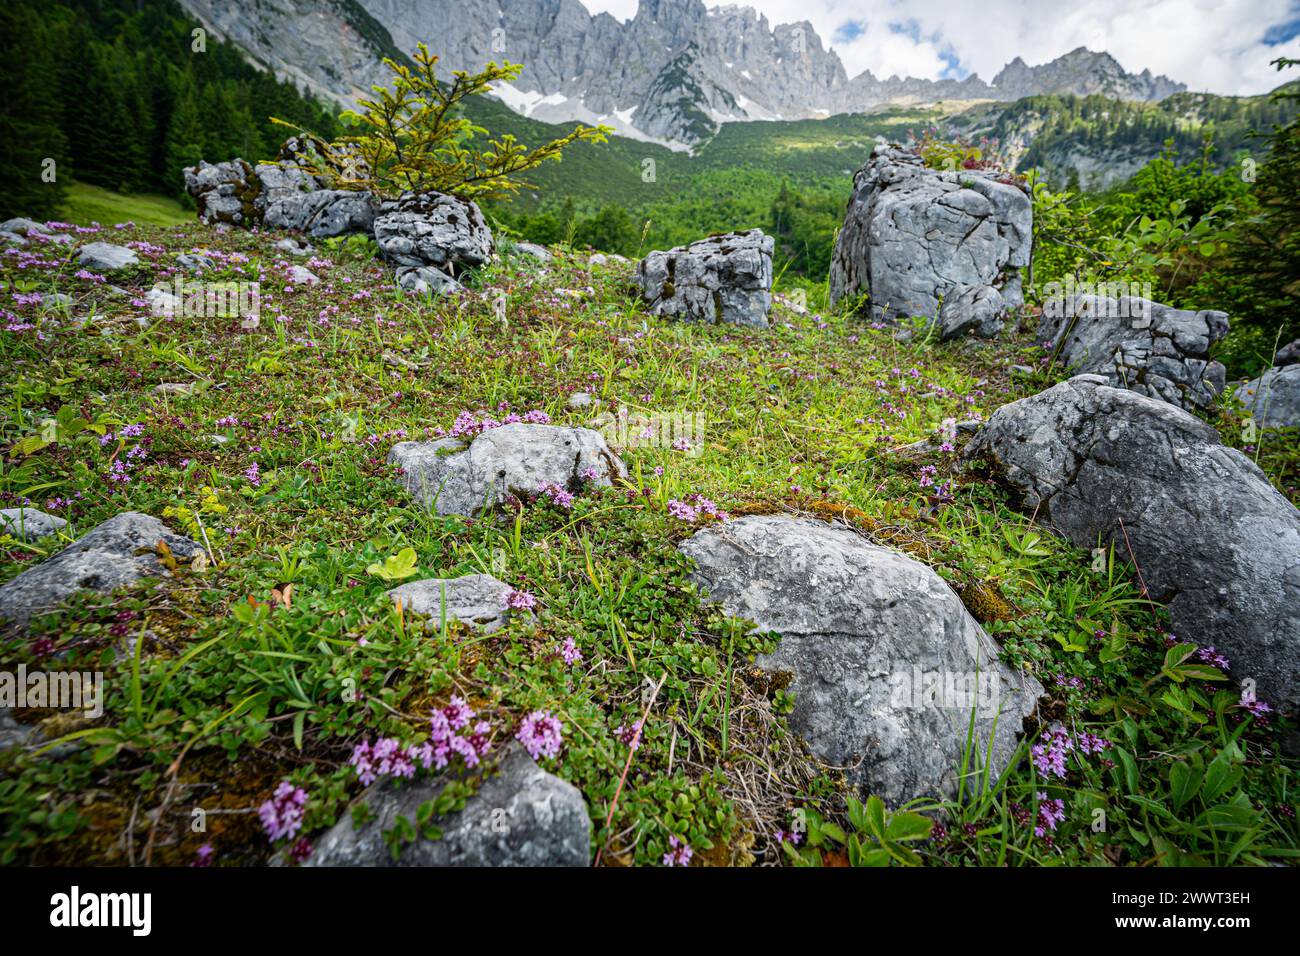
left=373, top=191, right=494, bottom=278
left=637, top=230, right=774, bottom=328
left=388, top=423, right=626, bottom=517
left=0, top=513, right=200, bottom=631
left=829, top=145, right=1031, bottom=337
left=1276, top=338, right=1300, bottom=367
left=183, top=141, right=376, bottom=239
left=1037, top=293, right=1228, bottom=411
left=387, top=573, right=519, bottom=633
left=305, top=742, right=591, bottom=866
left=967, top=374, right=1300, bottom=710
left=263, top=187, right=377, bottom=239
left=679, top=515, right=1043, bottom=805
left=1237, top=364, right=1300, bottom=428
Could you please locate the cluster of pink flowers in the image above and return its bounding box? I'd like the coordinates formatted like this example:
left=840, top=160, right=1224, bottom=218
left=539, top=483, right=575, bottom=509
left=504, top=589, right=537, bottom=611
left=1031, top=726, right=1111, bottom=779
left=662, top=835, right=693, bottom=867
left=1196, top=646, right=1231, bottom=670
left=666, top=494, right=728, bottom=523
left=1240, top=689, right=1272, bottom=719
left=773, top=826, right=803, bottom=847
left=101, top=425, right=150, bottom=485
left=425, top=696, right=493, bottom=770
left=560, top=636, right=583, bottom=666
left=516, top=710, right=564, bottom=760
left=348, top=737, right=417, bottom=784
left=615, top=719, right=642, bottom=751
left=1034, top=793, right=1066, bottom=838
left=349, top=698, right=493, bottom=784
left=244, top=462, right=261, bottom=487
left=363, top=428, right=408, bottom=447
left=258, top=781, right=308, bottom=842
left=444, top=408, right=551, bottom=439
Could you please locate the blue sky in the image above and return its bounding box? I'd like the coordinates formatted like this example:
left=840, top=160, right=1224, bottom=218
left=580, top=0, right=1300, bottom=95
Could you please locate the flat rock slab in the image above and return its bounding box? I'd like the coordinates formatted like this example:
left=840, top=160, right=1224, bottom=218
left=829, top=145, right=1031, bottom=334
left=0, top=508, right=68, bottom=543
left=387, top=573, right=518, bottom=632
left=1037, top=294, right=1228, bottom=411
left=305, top=742, right=591, bottom=866
left=1238, top=364, right=1300, bottom=428
left=637, top=229, right=774, bottom=328
left=77, top=242, right=138, bottom=272
left=0, top=512, right=200, bottom=631
left=679, top=515, right=1042, bottom=805
left=389, top=423, right=626, bottom=516
left=968, top=374, right=1300, bottom=710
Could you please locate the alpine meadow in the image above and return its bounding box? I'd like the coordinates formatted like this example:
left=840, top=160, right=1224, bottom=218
left=0, top=0, right=1298, bottom=926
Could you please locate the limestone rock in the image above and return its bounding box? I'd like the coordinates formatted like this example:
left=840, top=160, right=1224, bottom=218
left=0, top=508, right=67, bottom=543
left=829, top=145, right=1031, bottom=336
left=637, top=229, right=774, bottom=328
left=388, top=423, right=626, bottom=516
left=305, top=742, right=590, bottom=866
left=679, top=515, right=1043, bottom=804
left=1237, top=364, right=1300, bottom=428
left=374, top=191, right=494, bottom=276
left=387, top=573, right=519, bottom=632
left=0, top=513, right=200, bottom=631
left=77, top=242, right=138, bottom=272
left=1037, top=293, right=1228, bottom=410
left=967, top=375, right=1300, bottom=710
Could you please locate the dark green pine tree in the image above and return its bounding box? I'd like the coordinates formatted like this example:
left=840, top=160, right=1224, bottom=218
left=163, top=71, right=208, bottom=196
left=0, top=2, right=69, bottom=219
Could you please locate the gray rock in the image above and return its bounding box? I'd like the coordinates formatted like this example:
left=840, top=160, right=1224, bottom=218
left=77, top=242, right=138, bottom=272
left=273, top=236, right=314, bottom=257
left=588, top=252, right=608, bottom=266
left=305, top=742, right=590, bottom=866
left=1238, top=364, right=1300, bottom=428
left=396, top=265, right=463, bottom=296
left=387, top=573, right=519, bottom=633
left=512, top=242, right=552, bottom=263
left=939, top=284, right=1007, bottom=340
left=829, top=146, right=1031, bottom=335
left=287, top=265, right=319, bottom=286
left=374, top=191, right=494, bottom=276
left=0, top=231, right=26, bottom=247
left=967, top=374, right=1300, bottom=711
left=145, top=286, right=180, bottom=317
left=153, top=382, right=197, bottom=397
left=637, top=229, right=774, bottom=328
left=0, top=508, right=67, bottom=542
left=679, top=515, right=1042, bottom=805
left=566, top=391, right=594, bottom=410
left=176, top=252, right=215, bottom=273
left=389, top=423, right=626, bottom=517
left=268, top=187, right=377, bottom=239
left=0, top=513, right=200, bottom=631
left=183, top=159, right=259, bottom=226
left=183, top=151, right=375, bottom=238
left=0, top=217, right=51, bottom=237
left=1037, top=293, right=1228, bottom=411
left=1276, top=339, right=1300, bottom=367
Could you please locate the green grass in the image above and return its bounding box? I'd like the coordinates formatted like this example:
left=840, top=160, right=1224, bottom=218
left=58, top=181, right=191, bottom=228
left=0, top=220, right=1294, bottom=867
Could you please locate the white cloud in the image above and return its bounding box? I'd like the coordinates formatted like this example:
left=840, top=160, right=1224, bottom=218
left=577, top=0, right=1300, bottom=95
